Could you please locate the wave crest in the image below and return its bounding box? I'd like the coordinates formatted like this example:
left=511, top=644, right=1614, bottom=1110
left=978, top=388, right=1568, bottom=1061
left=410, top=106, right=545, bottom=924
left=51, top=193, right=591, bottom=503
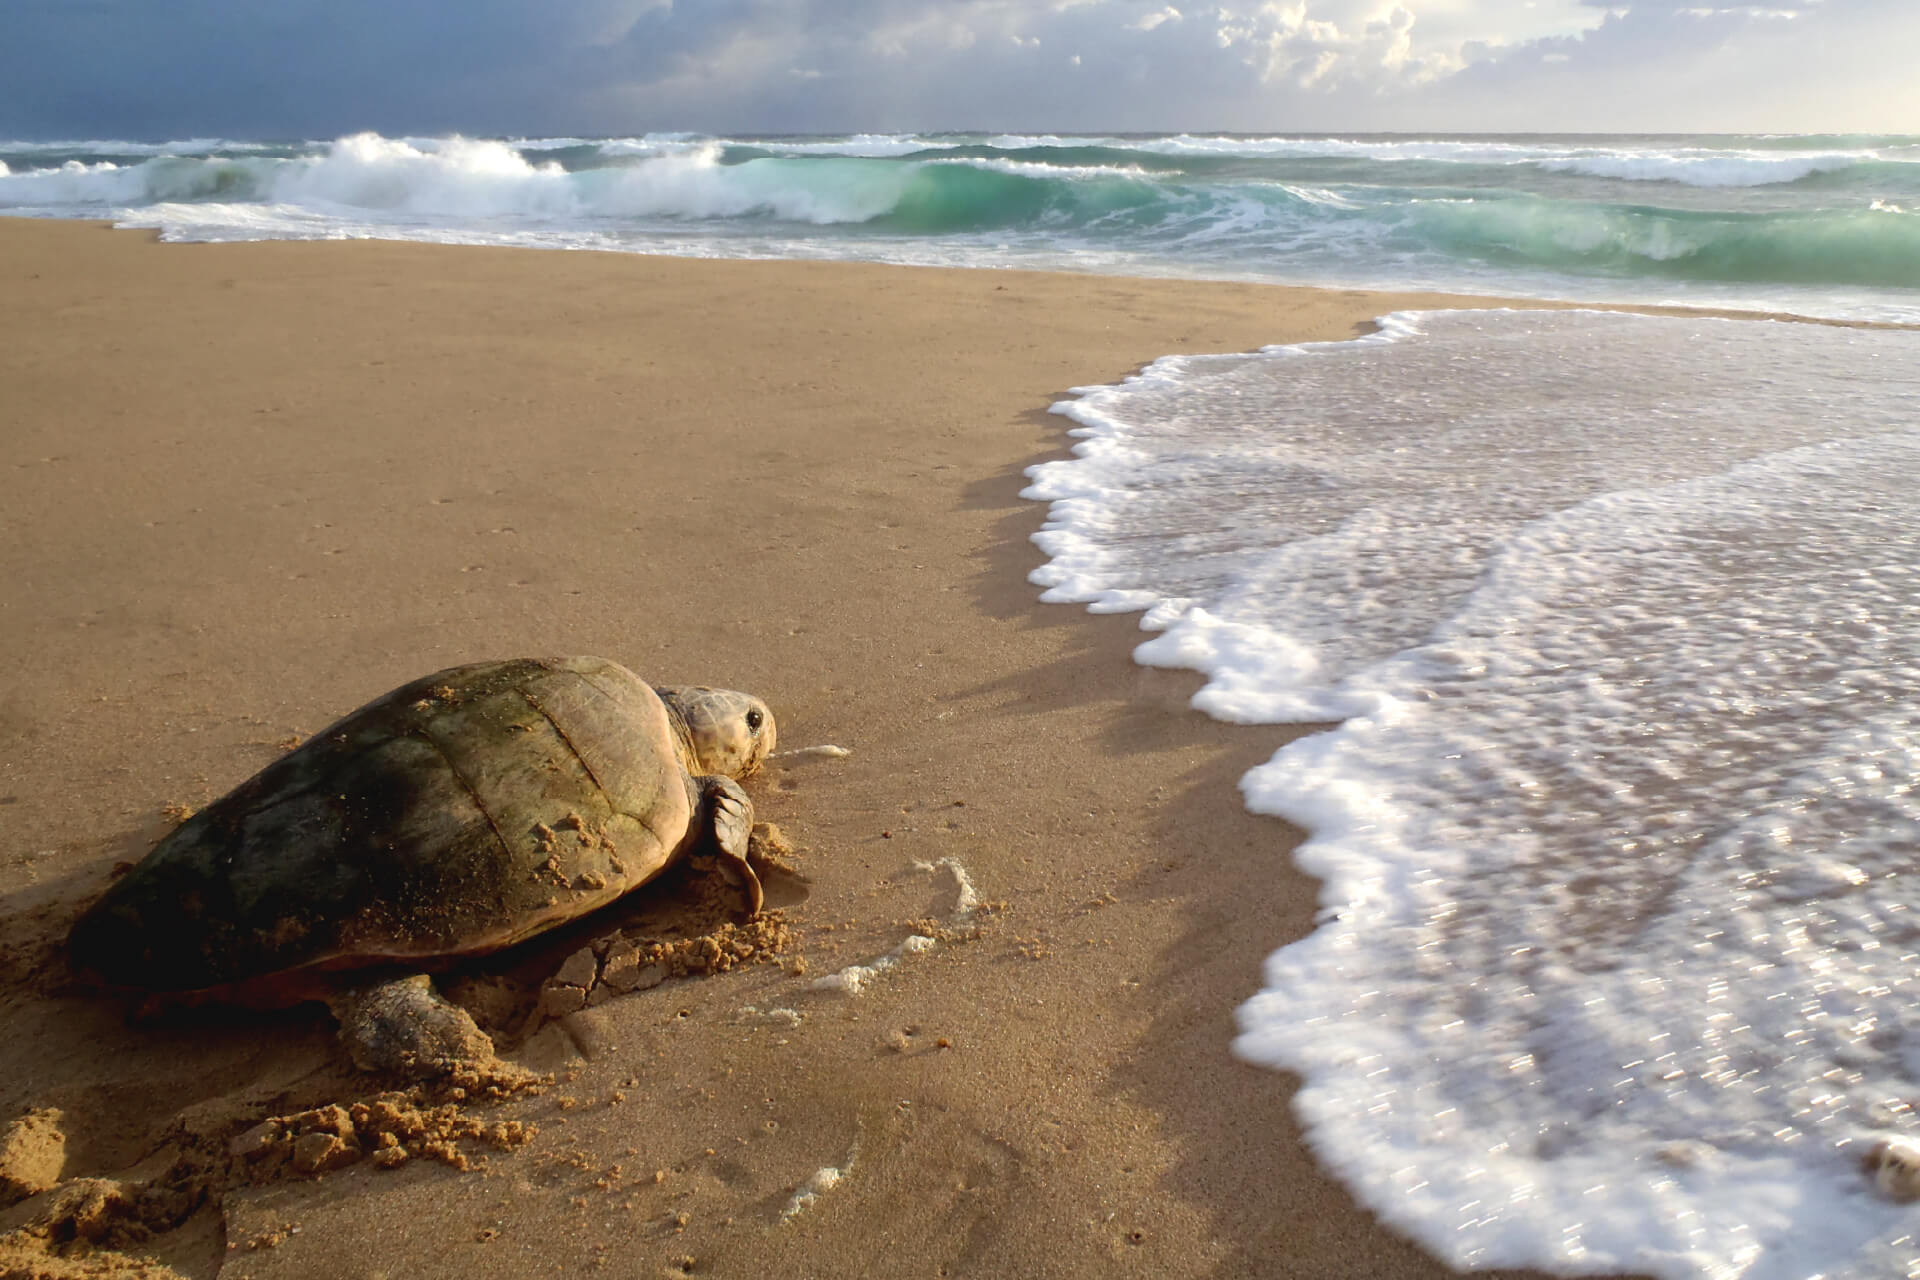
left=269, top=133, right=574, bottom=217
left=1413, top=196, right=1920, bottom=288
left=1537, top=148, right=1871, bottom=187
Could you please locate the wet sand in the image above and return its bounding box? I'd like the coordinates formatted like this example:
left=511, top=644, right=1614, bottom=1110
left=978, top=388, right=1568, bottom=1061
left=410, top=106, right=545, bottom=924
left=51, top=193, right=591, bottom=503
left=0, top=218, right=1611, bottom=1279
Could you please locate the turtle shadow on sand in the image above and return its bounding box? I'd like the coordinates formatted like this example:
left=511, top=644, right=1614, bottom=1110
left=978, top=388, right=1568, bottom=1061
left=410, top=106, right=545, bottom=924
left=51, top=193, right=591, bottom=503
left=1, top=657, right=813, bottom=1279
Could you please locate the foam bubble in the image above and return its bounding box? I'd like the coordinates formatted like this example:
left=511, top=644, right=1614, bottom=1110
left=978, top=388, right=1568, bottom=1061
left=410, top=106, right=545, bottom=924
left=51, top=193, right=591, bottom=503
left=781, top=1144, right=858, bottom=1223
left=809, top=934, right=937, bottom=996
left=809, top=857, right=978, bottom=995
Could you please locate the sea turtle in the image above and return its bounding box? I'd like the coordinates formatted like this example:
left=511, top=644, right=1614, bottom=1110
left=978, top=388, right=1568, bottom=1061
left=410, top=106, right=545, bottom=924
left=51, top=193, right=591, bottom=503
left=66, top=656, right=776, bottom=1074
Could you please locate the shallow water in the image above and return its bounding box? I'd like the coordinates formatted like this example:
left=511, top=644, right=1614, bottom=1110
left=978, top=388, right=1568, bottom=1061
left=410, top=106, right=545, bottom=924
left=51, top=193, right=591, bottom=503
left=1024, top=310, right=1920, bottom=1279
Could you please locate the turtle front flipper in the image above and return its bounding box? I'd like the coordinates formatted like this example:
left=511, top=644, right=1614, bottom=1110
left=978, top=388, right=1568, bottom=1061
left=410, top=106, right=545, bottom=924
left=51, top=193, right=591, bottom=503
left=328, top=974, right=496, bottom=1077
left=699, top=775, right=764, bottom=917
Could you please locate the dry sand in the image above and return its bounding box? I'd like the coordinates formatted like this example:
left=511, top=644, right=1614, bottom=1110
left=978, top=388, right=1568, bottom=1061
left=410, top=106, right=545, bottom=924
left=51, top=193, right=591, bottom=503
left=0, top=218, right=1622, bottom=1279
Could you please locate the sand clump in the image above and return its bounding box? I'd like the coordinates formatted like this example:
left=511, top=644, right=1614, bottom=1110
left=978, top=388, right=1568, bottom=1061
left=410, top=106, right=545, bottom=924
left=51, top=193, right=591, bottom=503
left=536, top=914, right=796, bottom=1020
left=0, top=1109, right=67, bottom=1206
left=0, top=1072, right=547, bottom=1278
left=226, top=1085, right=541, bottom=1177
left=636, top=914, right=795, bottom=979
left=0, top=1177, right=192, bottom=1279
left=0, top=1173, right=204, bottom=1280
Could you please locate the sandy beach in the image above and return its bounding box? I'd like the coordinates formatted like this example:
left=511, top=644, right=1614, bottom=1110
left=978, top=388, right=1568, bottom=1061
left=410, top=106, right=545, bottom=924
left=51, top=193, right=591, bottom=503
left=0, top=218, right=1619, bottom=1280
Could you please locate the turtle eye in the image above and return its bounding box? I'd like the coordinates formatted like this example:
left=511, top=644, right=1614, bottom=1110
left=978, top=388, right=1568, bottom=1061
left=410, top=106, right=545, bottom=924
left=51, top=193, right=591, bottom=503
left=746, top=709, right=764, bottom=733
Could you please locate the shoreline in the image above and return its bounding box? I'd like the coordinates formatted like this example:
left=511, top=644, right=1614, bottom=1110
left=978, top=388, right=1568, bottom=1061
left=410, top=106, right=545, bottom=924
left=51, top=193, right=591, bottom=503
left=15, top=212, right=1918, bottom=333
left=0, top=217, right=1663, bottom=1279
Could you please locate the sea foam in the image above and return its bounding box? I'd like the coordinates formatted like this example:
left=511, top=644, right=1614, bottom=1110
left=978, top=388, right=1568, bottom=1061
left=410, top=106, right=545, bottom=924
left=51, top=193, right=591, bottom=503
left=268, top=133, right=576, bottom=218
left=1025, top=310, right=1920, bottom=1279
left=1536, top=148, right=1868, bottom=187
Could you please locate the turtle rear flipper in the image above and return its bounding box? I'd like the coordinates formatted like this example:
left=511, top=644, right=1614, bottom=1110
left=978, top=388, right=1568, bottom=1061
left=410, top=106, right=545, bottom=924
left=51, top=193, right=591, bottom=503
left=700, top=775, right=763, bottom=917
left=329, top=974, right=496, bottom=1077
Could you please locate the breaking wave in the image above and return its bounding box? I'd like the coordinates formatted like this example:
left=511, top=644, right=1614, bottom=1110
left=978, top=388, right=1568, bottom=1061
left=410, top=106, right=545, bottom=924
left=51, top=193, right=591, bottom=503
left=3, top=130, right=1918, bottom=319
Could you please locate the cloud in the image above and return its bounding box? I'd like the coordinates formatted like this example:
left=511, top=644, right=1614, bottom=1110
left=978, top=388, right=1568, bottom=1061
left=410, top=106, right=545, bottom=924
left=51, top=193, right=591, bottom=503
left=576, top=0, right=1613, bottom=129
left=1206, top=4, right=1457, bottom=91
left=0, top=0, right=1913, bottom=138
left=1422, top=0, right=1920, bottom=130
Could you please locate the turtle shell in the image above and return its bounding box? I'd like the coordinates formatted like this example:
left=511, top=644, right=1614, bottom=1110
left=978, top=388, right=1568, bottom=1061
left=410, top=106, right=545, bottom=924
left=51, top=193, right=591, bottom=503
left=68, top=657, right=699, bottom=998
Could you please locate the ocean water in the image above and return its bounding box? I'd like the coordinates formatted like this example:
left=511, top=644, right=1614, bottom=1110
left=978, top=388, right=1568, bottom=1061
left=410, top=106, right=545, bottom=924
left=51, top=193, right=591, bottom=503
left=1025, top=309, right=1920, bottom=1280
left=2, top=131, right=1920, bottom=322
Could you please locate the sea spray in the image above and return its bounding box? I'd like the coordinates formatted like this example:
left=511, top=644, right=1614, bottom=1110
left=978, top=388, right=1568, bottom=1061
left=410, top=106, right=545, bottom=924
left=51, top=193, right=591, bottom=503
left=1024, top=309, right=1920, bottom=1279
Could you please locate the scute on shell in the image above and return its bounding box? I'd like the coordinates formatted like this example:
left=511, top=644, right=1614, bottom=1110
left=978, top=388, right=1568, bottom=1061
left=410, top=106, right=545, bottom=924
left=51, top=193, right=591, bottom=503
left=68, top=657, right=701, bottom=999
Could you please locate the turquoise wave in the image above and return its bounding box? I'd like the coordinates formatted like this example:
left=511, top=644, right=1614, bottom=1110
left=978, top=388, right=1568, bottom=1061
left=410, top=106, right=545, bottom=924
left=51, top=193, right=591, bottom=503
left=874, top=161, right=1164, bottom=232
left=4, top=132, right=1918, bottom=313
left=1402, top=196, right=1920, bottom=289
left=792, top=160, right=1920, bottom=290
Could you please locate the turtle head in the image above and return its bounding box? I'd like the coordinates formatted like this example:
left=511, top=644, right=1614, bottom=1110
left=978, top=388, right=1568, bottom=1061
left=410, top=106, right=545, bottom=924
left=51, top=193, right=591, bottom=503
left=656, top=686, right=777, bottom=778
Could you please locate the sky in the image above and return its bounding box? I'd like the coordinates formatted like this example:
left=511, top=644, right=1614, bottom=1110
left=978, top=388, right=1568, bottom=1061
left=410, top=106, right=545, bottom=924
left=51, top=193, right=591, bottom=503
left=3, top=0, right=1916, bottom=139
